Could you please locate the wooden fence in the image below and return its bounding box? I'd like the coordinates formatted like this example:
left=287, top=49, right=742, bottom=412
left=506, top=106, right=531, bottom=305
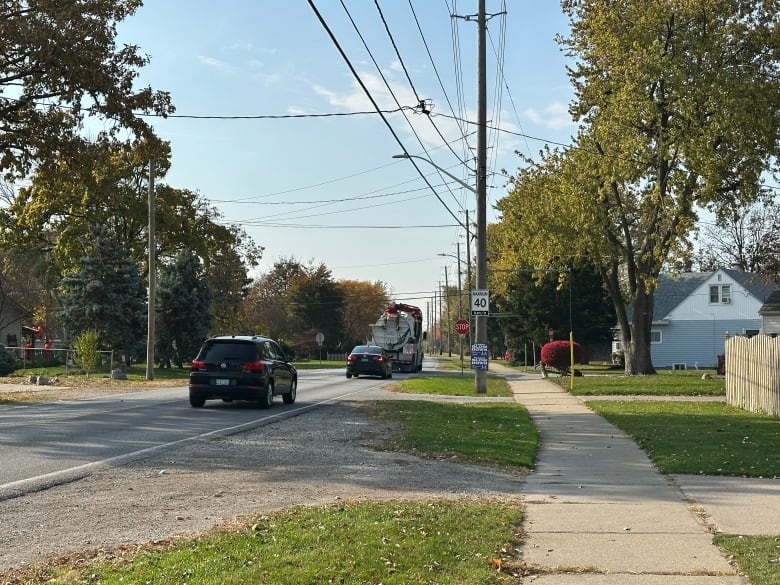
left=725, top=335, right=780, bottom=416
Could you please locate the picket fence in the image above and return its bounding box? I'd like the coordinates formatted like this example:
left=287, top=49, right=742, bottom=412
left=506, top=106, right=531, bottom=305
left=725, top=335, right=780, bottom=416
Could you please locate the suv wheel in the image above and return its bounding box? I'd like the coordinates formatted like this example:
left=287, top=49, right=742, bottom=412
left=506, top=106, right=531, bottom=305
left=282, top=378, right=297, bottom=404
left=189, top=392, right=205, bottom=408
left=259, top=380, right=274, bottom=409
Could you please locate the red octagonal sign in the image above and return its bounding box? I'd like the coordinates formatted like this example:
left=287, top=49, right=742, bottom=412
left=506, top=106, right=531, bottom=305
left=455, top=319, right=470, bottom=336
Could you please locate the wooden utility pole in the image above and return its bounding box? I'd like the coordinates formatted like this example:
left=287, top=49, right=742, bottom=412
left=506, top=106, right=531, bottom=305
left=146, top=159, right=156, bottom=380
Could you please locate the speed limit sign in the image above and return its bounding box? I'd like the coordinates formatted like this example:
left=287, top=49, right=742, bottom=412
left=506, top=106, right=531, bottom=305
left=471, top=289, right=489, bottom=316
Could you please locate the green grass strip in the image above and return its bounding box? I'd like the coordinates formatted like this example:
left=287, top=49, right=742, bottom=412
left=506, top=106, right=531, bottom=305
left=714, top=535, right=780, bottom=585
left=588, top=400, right=780, bottom=476
left=371, top=400, right=537, bottom=469
left=46, top=501, right=522, bottom=585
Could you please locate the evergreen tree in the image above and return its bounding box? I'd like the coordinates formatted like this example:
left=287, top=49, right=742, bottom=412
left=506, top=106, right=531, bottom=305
left=58, top=225, right=147, bottom=359
left=156, top=250, right=210, bottom=366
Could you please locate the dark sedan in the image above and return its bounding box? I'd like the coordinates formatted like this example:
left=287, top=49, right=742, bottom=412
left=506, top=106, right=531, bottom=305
left=345, top=345, right=393, bottom=379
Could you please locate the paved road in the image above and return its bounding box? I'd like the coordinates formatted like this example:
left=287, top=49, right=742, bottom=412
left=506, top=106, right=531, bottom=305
left=0, top=368, right=400, bottom=499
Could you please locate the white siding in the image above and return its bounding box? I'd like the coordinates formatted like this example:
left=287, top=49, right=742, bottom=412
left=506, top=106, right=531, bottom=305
left=763, top=315, right=780, bottom=336
left=663, top=271, right=763, bottom=322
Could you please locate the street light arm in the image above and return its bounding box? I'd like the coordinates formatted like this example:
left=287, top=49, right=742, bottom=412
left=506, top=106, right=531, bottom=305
left=393, top=153, right=477, bottom=194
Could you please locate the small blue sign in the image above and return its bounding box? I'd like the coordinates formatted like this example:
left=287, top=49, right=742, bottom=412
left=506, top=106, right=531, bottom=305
left=471, top=343, right=489, bottom=370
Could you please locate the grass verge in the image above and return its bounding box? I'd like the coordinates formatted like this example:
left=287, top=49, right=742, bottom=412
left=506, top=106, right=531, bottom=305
left=370, top=399, right=538, bottom=469
left=392, top=374, right=512, bottom=397
left=587, top=400, right=780, bottom=476
left=16, top=500, right=524, bottom=585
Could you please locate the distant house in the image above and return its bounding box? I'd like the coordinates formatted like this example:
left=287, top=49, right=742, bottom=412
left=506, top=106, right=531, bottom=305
left=615, top=269, right=777, bottom=369
left=758, top=289, right=780, bottom=336
left=0, top=295, right=30, bottom=351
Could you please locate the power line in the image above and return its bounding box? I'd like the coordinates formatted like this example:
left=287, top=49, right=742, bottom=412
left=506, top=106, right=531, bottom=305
left=306, top=0, right=466, bottom=229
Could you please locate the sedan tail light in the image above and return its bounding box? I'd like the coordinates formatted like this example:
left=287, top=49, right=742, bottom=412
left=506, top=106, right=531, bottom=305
left=372, top=355, right=383, bottom=362
left=242, top=361, right=266, bottom=373
left=347, top=354, right=357, bottom=362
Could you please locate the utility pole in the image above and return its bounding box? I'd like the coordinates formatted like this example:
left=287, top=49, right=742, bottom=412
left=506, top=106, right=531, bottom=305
left=474, top=0, right=488, bottom=393
left=444, top=265, right=451, bottom=357
left=146, top=159, right=156, bottom=380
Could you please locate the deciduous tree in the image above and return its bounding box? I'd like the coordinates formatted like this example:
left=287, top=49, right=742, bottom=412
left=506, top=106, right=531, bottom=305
left=498, top=0, right=780, bottom=374
left=0, top=0, right=173, bottom=178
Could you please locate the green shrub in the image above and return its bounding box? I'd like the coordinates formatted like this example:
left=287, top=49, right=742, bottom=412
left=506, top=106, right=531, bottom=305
left=71, top=330, right=101, bottom=376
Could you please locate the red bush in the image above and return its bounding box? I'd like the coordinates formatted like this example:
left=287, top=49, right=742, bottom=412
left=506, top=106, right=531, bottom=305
left=541, top=340, right=583, bottom=371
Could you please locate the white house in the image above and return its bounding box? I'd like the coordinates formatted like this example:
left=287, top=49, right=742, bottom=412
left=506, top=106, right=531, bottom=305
left=758, top=289, right=780, bottom=336
left=616, top=269, right=777, bottom=369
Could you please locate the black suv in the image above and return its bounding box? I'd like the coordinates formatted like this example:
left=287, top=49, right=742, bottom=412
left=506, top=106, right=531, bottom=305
left=346, top=345, right=393, bottom=379
left=189, top=335, right=297, bottom=408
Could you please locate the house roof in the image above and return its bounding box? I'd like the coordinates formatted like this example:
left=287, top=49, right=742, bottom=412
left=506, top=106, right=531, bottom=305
left=759, top=289, right=780, bottom=315
left=654, top=270, right=778, bottom=320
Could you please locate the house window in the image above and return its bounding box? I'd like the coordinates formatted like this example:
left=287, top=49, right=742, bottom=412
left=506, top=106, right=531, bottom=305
left=745, top=329, right=759, bottom=338
left=710, top=284, right=731, bottom=304
left=651, top=330, right=662, bottom=344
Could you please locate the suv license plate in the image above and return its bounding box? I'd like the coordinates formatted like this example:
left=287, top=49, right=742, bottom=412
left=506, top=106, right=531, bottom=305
left=215, top=379, right=230, bottom=386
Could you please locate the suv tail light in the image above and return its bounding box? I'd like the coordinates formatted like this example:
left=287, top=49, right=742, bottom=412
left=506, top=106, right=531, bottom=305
left=243, top=361, right=266, bottom=373
left=191, top=359, right=206, bottom=370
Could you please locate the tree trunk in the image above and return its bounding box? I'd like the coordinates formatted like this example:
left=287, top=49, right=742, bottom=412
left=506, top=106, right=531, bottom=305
left=625, top=286, right=656, bottom=375
left=601, top=262, right=657, bottom=376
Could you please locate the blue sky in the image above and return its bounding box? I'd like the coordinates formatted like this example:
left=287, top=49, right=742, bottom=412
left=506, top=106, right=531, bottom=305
left=117, top=1, right=577, bottom=305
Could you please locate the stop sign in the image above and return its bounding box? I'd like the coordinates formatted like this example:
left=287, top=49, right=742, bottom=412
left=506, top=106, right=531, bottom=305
left=455, top=319, right=470, bottom=336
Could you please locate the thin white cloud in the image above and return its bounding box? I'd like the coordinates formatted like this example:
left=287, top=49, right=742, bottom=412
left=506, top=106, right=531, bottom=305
left=197, top=55, right=234, bottom=75
left=523, top=101, right=573, bottom=129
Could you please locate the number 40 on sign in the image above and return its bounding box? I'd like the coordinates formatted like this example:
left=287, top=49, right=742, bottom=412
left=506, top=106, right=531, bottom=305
left=471, top=289, right=489, bottom=316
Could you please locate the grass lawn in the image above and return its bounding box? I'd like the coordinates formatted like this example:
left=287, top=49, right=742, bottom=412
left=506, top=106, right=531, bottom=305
left=554, top=369, right=725, bottom=396
left=587, top=400, right=780, bottom=477
left=714, top=535, right=780, bottom=585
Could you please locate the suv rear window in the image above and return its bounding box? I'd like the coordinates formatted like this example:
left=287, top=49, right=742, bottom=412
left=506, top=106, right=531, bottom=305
left=197, top=340, right=258, bottom=362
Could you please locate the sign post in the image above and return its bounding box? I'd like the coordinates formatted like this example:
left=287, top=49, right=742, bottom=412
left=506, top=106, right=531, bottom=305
left=315, top=332, right=324, bottom=364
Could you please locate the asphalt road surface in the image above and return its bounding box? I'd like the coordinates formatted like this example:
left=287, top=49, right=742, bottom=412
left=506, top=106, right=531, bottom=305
left=0, top=367, right=406, bottom=500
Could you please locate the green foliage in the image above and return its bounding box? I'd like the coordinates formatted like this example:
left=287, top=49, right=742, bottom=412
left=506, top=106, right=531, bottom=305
left=498, top=0, right=780, bottom=375
left=0, top=345, right=17, bottom=375
left=71, top=330, right=101, bottom=376
left=288, top=263, right=345, bottom=352
left=58, top=225, right=147, bottom=359
left=0, top=0, right=173, bottom=179
left=156, top=250, right=211, bottom=366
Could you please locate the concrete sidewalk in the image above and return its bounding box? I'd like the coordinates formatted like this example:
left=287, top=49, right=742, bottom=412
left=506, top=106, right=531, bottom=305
left=494, top=366, right=749, bottom=584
